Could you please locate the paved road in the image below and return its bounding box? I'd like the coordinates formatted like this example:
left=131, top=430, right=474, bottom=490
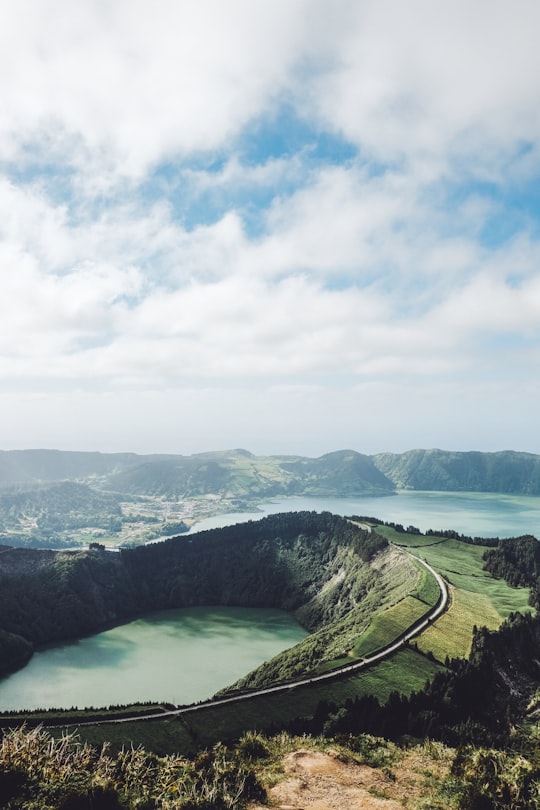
left=72, top=546, right=448, bottom=727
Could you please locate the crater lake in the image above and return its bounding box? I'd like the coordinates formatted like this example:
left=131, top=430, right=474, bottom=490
left=0, top=606, right=307, bottom=711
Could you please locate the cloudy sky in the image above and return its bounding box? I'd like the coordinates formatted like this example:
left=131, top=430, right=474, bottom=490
left=1, top=0, right=539, bottom=457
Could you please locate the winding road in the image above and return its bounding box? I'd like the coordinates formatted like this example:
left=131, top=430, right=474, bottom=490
left=72, top=547, right=449, bottom=727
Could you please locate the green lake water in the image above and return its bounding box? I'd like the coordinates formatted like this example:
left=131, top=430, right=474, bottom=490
left=0, top=607, right=307, bottom=711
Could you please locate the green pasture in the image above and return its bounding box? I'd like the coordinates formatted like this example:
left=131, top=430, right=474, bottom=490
left=349, top=551, right=441, bottom=660
left=413, top=562, right=442, bottom=606
left=376, top=526, right=534, bottom=661
left=353, top=595, right=431, bottom=657
left=415, top=585, right=502, bottom=660
left=396, top=536, right=532, bottom=616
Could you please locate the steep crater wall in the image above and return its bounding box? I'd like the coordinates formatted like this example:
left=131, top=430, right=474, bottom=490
left=0, top=512, right=392, bottom=680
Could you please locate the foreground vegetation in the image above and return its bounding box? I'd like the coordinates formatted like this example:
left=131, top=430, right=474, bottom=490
left=3, top=725, right=540, bottom=809
left=0, top=725, right=264, bottom=809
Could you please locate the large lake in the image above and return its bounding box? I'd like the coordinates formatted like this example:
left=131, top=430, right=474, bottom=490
left=189, top=491, right=540, bottom=539
left=3, top=490, right=539, bottom=711
left=0, top=607, right=307, bottom=711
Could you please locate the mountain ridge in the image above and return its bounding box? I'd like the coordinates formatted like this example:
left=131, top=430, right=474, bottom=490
left=2, top=446, right=540, bottom=495
left=373, top=448, right=540, bottom=494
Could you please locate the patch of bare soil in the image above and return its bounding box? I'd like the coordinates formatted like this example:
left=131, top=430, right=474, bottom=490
left=249, top=745, right=450, bottom=810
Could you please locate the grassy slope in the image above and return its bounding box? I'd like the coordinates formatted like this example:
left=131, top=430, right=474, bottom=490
left=224, top=541, right=443, bottom=695
left=353, top=557, right=441, bottom=657
left=74, top=649, right=442, bottom=756
left=377, top=527, right=533, bottom=660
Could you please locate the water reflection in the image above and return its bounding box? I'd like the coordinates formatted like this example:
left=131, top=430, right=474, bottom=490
left=0, top=606, right=307, bottom=711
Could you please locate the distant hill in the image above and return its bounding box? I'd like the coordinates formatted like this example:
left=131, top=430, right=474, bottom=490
left=0, top=448, right=394, bottom=498
left=104, top=448, right=394, bottom=498
left=372, top=449, right=540, bottom=494
left=278, top=450, right=392, bottom=496
left=0, top=449, right=151, bottom=485
left=0, top=481, right=124, bottom=548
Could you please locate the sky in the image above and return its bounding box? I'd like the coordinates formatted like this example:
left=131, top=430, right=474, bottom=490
left=1, top=0, right=540, bottom=458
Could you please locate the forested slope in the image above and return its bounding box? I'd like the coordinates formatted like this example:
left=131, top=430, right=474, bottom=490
left=373, top=448, right=540, bottom=493
left=0, top=512, right=390, bottom=678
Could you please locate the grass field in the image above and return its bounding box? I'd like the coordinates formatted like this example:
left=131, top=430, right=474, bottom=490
left=353, top=595, right=432, bottom=657
left=350, top=549, right=442, bottom=659
left=414, top=585, right=503, bottom=660
left=413, top=562, right=443, bottom=605
left=377, top=526, right=534, bottom=660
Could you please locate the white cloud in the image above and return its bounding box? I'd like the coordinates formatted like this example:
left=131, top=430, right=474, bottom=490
left=0, top=0, right=328, bottom=178
left=1, top=1, right=540, bottom=454
left=0, top=154, right=537, bottom=393
left=430, top=271, right=540, bottom=338
left=311, top=0, right=540, bottom=168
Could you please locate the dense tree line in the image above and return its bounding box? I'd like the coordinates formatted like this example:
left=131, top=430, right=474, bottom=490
left=347, top=514, right=507, bottom=546
left=426, top=528, right=501, bottom=547
left=483, top=535, right=540, bottom=593
left=0, top=629, right=32, bottom=677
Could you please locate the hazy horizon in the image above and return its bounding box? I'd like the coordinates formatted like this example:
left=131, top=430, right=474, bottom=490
left=0, top=438, right=540, bottom=458
left=1, top=2, right=540, bottom=457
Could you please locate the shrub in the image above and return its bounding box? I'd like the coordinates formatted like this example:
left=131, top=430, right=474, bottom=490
left=235, top=731, right=269, bottom=762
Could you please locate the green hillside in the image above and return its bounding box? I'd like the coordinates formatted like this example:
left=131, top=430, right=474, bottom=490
left=4, top=447, right=540, bottom=501
left=373, top=448, right=540, bottom=494
left=3, top=511, right=540, bottom=810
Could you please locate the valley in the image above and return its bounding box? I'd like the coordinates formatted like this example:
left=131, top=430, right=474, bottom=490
left=0, top=507, right=536, bottom=755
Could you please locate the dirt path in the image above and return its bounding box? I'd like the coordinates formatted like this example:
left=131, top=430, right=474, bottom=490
left=249, top=746, right=450, bottom=809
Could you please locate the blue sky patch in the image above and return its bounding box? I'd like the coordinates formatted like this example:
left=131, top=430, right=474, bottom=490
left=237, top=104, right=357, bottom=166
